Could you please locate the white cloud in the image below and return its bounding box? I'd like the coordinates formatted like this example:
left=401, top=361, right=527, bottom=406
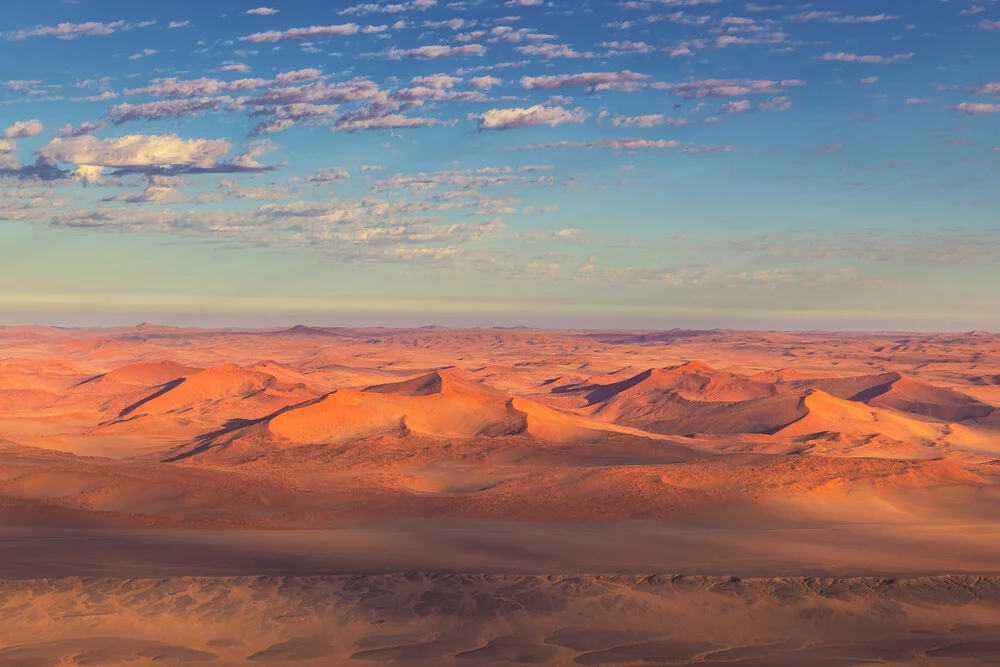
left=820, top=52, right=914, bottom=64
left=424, top=18, right=468, bottom=30
left=681, top=145, right=733, bottom=154
left=719, top=100, right=752, bottom=114
left=7, top=20, right=126, bottom=40
left=3, top=120, right=44, bottom=139
left=245, top=7, right=280, bottom=15
left=969, top=82, right=1000, bottom=95
left=340, top=0, right=437, bottom=15
left=787, top=11, right=898, bottom=23
left=517, top=138, right=679, bottom=150
left=126, top=68, right=323, bottom=98
left=385, top=44, right=485, bottom=58
left=470, top=75, right=501, bottom=90
left=517, top=43, right=585, bottom=58
left=250, top=103, right=340, bottom=134
left=250, top=79, right=382, bottom=105
left=477, top=105, right=589, bottom=130
left=304, top=166, right=350, bottom=183
left=520, top=70, right=652, bottom=91
left=35, top=133, right=274, bottom=182
left=242, top=24, right=359, bottom=42
left=953, top=102, right=1000, bottom=115
left=671, top=78, right=804, bottom=98
left=55, top=121, right=107, bottom=138
left=105, top=98, right=236, bottom=125
left=334, top=112, right=435, bottom=131
left=611, top=114, right=687, bottom=127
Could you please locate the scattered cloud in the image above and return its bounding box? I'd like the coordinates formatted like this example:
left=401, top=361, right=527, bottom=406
left=104, top=98, right=237, bottom=124
left=520, top=70, right=654, bottom=92
left=241, top=24, right=360, bottom=42
left=516, top=138, right=679, bottom=150
left=3, top=119, right=44, bottom=139
left=953, top=102, right=1000, bottom=115
left=820, top=52, right=915, bottom=64
left=470, top=75, right=501, bottom=90
left=341, top=0, right=438, bottom=15
left=7, top=20, right=126, bottom=40
left=35, top=133, right=276, bottom=183
left=610, top=114, right=687, bottom=127
left=54, top=121, right=107, bottom=138
left=476, top=105, right=589, bottom=130
left=250, top=103, right=340, bottom=135
left=671, top=78, right=803, bottom=98
left=385, top=44, right=486, bottom=58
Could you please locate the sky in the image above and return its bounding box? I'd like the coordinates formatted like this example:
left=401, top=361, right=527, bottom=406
left=0, top=0, right=998, bottom=330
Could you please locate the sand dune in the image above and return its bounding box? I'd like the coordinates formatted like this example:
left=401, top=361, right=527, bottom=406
left=73, top=360, right=200, bottom=392
left=784, top=371, right=996, bottom=423
left=95, top=364, right=322, bottom=445
left=168, top=370, right=680, bottom=463
left=571, top=360, right=778, bottom=405
left=776, top=389, right=943, bottom=443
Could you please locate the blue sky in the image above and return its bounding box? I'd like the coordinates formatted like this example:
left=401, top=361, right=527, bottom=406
left=0, top=0, right=997, bottom=330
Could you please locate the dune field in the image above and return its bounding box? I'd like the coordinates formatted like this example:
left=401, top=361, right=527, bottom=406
left=2, top=325, right=1000, bottom=664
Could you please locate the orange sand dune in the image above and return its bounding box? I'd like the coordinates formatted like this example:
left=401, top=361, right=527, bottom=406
left=783, top=371, right=995, bottom=423
left=770, top=390, right=949, bottom=458
left=170, top=370, right=681, bottom=464
left=116, top=364, right=317, bottom=417
left=92, top=364, right=323, bottom=447
left=270, top=369, right=527, bottom=442
left=73, top=360, right=200, bottom=392
left=573, top=360, right=778, bottom=405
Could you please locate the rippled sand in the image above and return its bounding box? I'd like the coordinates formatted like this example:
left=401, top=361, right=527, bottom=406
left=3, top=575, right=1000, bottom=665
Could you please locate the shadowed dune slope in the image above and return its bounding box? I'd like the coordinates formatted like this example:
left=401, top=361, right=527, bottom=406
left=73, top=361, right=200, bottom=392
left=575, top=361, right=779, bottom=405
left=588, top=391, right=808, bottom=436
left=785, top=372, right=995, bottom=423
left=99, top=364, right=322, bottom=432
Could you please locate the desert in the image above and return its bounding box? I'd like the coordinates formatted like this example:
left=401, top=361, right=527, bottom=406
left=4, top=0, right=999, bottom=660
left=1, top=324, right=1000, bottom=664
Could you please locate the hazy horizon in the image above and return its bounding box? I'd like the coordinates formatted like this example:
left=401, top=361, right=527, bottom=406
left=2, top=312, right=998, bottom=333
